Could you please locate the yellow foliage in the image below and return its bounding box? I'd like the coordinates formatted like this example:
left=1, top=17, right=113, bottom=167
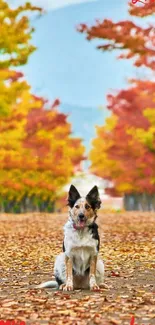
left=0, top=0, right=85, bottom=206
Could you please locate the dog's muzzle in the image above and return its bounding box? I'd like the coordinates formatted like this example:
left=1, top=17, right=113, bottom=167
left=78, top=213, right=85, bottom=221
left=73, top=213, right=86, bottom=230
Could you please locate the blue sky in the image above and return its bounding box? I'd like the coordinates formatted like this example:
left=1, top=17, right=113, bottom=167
left=9, top=0, right=148, bottom=153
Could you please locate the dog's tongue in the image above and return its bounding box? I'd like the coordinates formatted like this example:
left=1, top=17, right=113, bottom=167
left=79, top=221, right=85, bottom=228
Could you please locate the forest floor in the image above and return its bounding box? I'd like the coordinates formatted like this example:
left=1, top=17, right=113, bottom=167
left=0, top=212, right=155, bottom=325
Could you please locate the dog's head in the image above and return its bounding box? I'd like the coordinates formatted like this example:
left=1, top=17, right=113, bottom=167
left=67, top=184, right=101, bottom=229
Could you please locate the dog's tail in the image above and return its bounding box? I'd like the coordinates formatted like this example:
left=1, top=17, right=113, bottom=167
left=36, top=280, right=58, bottom=289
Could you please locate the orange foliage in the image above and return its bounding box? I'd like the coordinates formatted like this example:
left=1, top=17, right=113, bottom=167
left=78, top=2, right=155, bottom=70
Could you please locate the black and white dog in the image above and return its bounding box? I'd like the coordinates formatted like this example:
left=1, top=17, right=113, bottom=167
left=38, top=185, right=104, bottom=291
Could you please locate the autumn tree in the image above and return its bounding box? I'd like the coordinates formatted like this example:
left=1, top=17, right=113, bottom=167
left=0, top=0, right=41, bottom=211
left=79, top=1, right=155, bottom=210
left=90, top=81, right=155, bottom=210
left=0, top=1, right=85, bottom=212
left=0, top=92, right=85, bottom=212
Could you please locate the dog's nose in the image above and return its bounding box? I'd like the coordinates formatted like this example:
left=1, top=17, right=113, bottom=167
left=78, top=213, right=85, bottom=220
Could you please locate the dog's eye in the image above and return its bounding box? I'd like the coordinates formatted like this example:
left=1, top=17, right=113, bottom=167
left=85, top=204, right=90, bottom=210
left=75, top=205, right=79, bottom=209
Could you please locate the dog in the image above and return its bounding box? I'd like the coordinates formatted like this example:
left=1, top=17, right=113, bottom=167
left=38, top=184, right=105, bottom=291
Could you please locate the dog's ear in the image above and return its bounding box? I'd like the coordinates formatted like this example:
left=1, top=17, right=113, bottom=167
left=86, top=186, right=101, bottom=210
left=68, top=185, right=81, bottom=208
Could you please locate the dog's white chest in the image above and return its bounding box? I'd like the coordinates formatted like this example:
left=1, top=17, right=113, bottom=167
left=64, top=222, right=98, bottom=275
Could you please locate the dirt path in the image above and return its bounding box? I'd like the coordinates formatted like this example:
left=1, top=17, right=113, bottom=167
left=0, top=212, right=155, bottom=325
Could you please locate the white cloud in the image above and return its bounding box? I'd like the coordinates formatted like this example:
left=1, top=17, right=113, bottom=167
left=10, top=0, right=98, bottom=10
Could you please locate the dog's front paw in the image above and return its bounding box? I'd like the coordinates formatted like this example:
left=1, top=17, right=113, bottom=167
left=63, top=284, right=73, bottom=291
left=60, top=280, right=73, bottom=291
left=90, top=276, right=99, bottom=291
left=90, top=283, right=100, bottom=291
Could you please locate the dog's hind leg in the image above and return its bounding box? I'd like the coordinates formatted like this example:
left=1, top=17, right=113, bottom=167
left=54, top=252, right=66, bottom=287
left=36, top=253, right=66, bottom=289
left=96, top=259, right=104, bottom=286
left=96, top=259, right=109, bottom=289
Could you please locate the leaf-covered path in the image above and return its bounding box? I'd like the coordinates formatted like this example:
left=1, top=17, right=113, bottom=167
left=0, top=212, right=155, bottom=325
